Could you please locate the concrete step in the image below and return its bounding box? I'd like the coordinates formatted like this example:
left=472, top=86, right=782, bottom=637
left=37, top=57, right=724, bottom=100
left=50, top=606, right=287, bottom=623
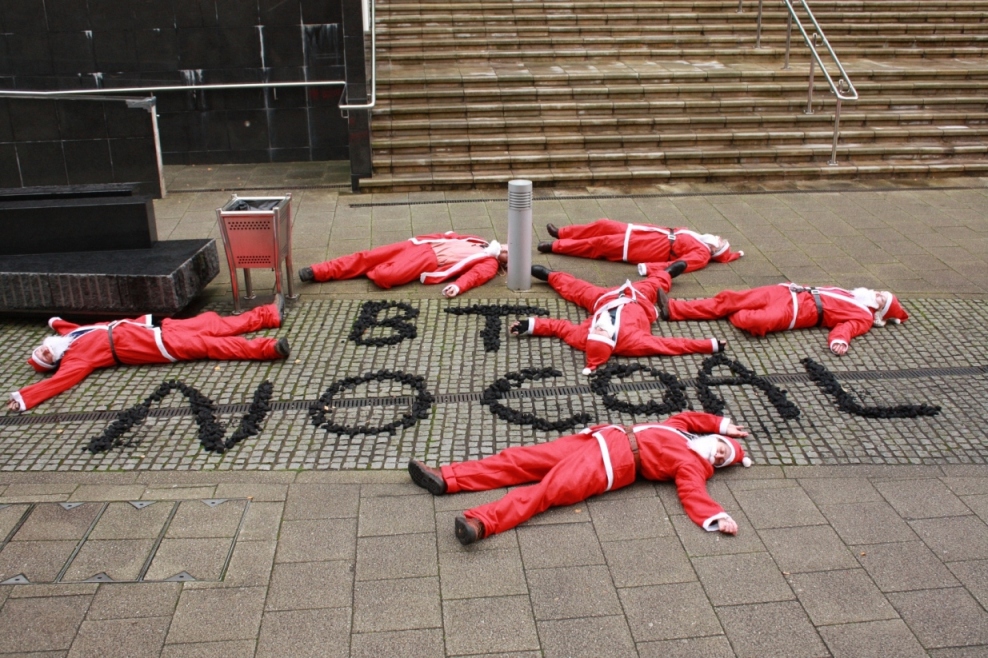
left=359, top=160, right=988, bottom=191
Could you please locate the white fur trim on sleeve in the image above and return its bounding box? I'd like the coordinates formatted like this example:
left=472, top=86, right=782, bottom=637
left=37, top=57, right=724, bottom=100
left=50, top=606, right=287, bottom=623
left=711, top=339, right=719, bottom=353
left=830, top=339, right=849, bottom=350
left=10, top=391, right=26, bottom=412
left=445, top=284, right=460, bottom=297
left=718, top=417, right=732, bottom=434
left=738, top=250, right=744, bottom=257
left=526, top=318, right=535, bottom=334
left=702, top=512, right=731, bottom=532
left=637, top=263, right=647, bottom=276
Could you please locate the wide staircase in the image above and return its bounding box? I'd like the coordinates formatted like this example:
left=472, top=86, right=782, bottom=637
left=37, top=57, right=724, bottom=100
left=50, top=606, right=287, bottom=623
left=361, top=0, right=988, bottom=190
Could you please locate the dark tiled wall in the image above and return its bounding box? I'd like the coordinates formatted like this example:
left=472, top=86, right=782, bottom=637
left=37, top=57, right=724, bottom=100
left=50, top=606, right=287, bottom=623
left=0, top=0, right=350, bottom=165
left=0, top=97, right=161, bottom=196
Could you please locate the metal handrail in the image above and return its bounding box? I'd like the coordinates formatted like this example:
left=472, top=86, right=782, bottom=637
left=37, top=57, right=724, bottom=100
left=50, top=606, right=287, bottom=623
left=743, top=0, right=858, bottom=165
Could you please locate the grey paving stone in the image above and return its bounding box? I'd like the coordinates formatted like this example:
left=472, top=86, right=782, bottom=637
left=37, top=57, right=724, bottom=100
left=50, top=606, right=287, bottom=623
left=537, top=615, right=636, bottom=658
left=214, top=483, right=287, bottom=501
left=431, top=487, right=506, bottom=512
left=818, top=619, right=928, bottom=658
left=67, top=616, right=170, bottom=658
left=0, top=503, right=29, bottom=539
left=657, top=480, right=739, bottom=516
left=63, top=539, right=154, bottom=582
left=526, top=565, right=623, bottom=620
left=855, top=540, right=960, bottom=592
left=442, top=595, right=540, bottom=655
left=963, top=494, right=988, bottom=524
left=166, top=587, right=266, bottom=644
left=357, top=493, right=435, bottom=536
left=517, top=523, right=604, bottom=569
left=788, top=568, right=898, bottom=625
left=69, top=485, right=148, bottom=502
left=88, top=502, right=173, bottom=540
left=716, top=601, right=828, bottom=658
left=587, top=496, right=674, bottom=541
left=7, top=584, right=97, bottom=598
left=144, top=537, right=230, bottom=582
left=521, top=500, right=592, bottom=526
left=140, top=487, right=217, bottom=501
left=0, top=594, right=92, bottom=653
left=283, top=484, right=360, bottom=520
left=350, top=629, right=445, bottom=658
left=888, top=587, right=988, bottom=649
left=0, top=540, right=78, bottom=583
left=13, top=503, right=102, bottom=541
left=236, top=502, right=283, bottom=541
left=85, top=582, right=181, bottom=620
left=927, top=648, right=988, bottom=658
left=602, top=536, right=696, bottom=587
left=159, top=639, right=256, bottom=658
left=185, top=539, right=275, bottom=589
left=942, top=477, right=988, bottom=496
left=760, top=525, right=859, bottom=573
left=275, top=518, right=356, bottom=563
left=947, top=559, right=988, bottom=609
left=873, top=478, right=972, bottom=519
left=620, top=581, right=722, bottom=642
left=265, top=560, right=353, bottom=611
left=165, top=499, right=247, bottom=539
left=693, top=552, right=795, bottom=606
left=911, top=516, right=988, bottom=562
left=438, top=547, right=528, bottom=600
left=734, top=485, right=825, bottom=528
left=255, top=607, right=350, bottom=658
left=352, top=576, right=442, bottom=633
left=819, top=501, right=919, bottom=545
left=637, top=635, right=735, bottom=658
left=356, top=532, right=437, bottom=581
left=670, top=512, right=766, bottom=556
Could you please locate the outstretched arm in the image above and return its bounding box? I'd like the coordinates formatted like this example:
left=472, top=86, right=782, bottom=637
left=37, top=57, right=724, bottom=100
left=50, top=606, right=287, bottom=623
left=828, top=317, right=874, bottom=356
left=446, top=257, right=500, bottom=297
left=9, top=357, right=96, bottom=411
left=662, top=411, right=738, bottom=436
left=675, top=464, right=737, bottom=535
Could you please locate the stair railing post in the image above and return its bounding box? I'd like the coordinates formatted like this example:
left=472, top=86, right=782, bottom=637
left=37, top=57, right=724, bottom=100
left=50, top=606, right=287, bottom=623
left=805, top=34, right=818, bottom=114
left=756, top=0, right=764, bottom=48
left=737, top=0, right=744, bottom=13
left=507, top=180, right=533, bottom=291
left=783, top=10, right=793, bottom=69
left=829, top=93, right=843, bottom=165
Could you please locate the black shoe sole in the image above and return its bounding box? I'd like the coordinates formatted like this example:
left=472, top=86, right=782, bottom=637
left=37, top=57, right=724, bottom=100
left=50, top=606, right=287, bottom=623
left=408, top=460, right=447, bottom=495
left=455, top=516, right=479, bottom=545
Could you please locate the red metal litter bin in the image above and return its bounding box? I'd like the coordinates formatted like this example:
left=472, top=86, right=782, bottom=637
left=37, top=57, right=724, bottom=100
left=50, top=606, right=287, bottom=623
left=216, top=194, right=297, bottom=313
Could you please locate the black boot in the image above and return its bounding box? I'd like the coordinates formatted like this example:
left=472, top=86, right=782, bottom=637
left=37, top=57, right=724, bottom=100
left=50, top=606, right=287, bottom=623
left=531, top=265, right=552, bottom=281
left=546, top=223, right=560, bottom=238
left=537, top=241, right=554, bottom=254
left=665, top=260, right=688, bottom=279
left=274, top=338, right=291, bottom=358
left=274, top=293, right=285, bottom=322
left=455, top=515, right=485, bottom=545
left=408, top=459, right=447, bottom=495
left=298, top=266, right=315, bottom=283
left=658, top=288, right=670, bottom=321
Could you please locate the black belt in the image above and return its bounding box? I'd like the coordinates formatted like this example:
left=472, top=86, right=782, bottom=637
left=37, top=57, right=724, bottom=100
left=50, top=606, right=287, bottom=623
left=625, top=427, right=642, bottom=476
left=668, top=232, right=676, bottom=257
left=811, top=289, right=825, bottom=327
left=106, top=324, right=123, bottom=366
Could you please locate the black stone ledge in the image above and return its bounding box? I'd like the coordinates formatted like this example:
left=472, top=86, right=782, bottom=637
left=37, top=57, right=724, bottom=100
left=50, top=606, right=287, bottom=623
left=0, top=239, right=219, bottom=318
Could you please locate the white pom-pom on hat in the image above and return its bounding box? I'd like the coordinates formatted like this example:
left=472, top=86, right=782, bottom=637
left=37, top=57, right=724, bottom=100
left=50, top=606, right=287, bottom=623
left=582, top=367, right=593, bottom=375
left=742, top=456, right=752, bottom=467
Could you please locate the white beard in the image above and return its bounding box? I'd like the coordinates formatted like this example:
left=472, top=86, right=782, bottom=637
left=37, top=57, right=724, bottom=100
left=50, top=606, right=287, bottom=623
left=42, top=335, right=74, bottom=363
left=591, top=312, right=616, bottom=339
left=850, top=288, right=879, bottom=310
left=687, top=435, right=722, bottom=466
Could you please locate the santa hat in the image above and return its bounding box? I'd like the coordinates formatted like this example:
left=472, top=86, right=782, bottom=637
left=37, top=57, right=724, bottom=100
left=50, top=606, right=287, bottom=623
left=582, top=335, right=614, bottom=375
left=875, top=292, right=908, bottom=325
left=28, top=335, right=72, bottom=373
left=718, top=435, right=753, bottom=468
left=706, top=235, right=744, bottom=264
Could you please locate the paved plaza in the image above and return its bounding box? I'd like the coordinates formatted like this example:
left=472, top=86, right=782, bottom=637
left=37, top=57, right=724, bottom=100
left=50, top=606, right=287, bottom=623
left=0, top=168, right=986, bottom=656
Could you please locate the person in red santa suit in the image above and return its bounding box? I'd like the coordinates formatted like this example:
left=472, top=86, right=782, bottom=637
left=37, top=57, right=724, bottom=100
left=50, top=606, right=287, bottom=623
left=298, top=231, right=508, bottom=297
left=537, top=220, right=743, bottom=274
left=7, top=298, right=290, bottom=412
left=408, top=411, right=752, bottom=544
left=509, top=263, right=726, bottom=375
left=663, top=283, right=909, bottom=355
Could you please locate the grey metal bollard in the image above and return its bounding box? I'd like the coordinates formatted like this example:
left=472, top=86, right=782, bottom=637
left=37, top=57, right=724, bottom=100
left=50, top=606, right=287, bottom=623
left=506, top=179, right=533, bottom=291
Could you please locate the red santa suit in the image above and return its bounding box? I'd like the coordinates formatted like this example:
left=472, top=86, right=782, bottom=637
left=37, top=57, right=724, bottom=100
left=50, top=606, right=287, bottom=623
left=516, top=270, right=722, bottom=374
left=667, top=284, right=910, bottom=353
left=549, top=219, right=743, bottom=273
left=308, top=231, right=502, bottom=295
left=441, top=412, right=750, bottom=536
left=10, top=303, right=283, bottom=411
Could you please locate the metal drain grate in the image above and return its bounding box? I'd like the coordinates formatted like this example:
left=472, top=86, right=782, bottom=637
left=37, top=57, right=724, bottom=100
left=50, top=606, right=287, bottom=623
left=1, top=364, right=983, bottom=428
left=348, top=185, right=980, bottom=208
left=0, top=499, right=249, bottom=585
